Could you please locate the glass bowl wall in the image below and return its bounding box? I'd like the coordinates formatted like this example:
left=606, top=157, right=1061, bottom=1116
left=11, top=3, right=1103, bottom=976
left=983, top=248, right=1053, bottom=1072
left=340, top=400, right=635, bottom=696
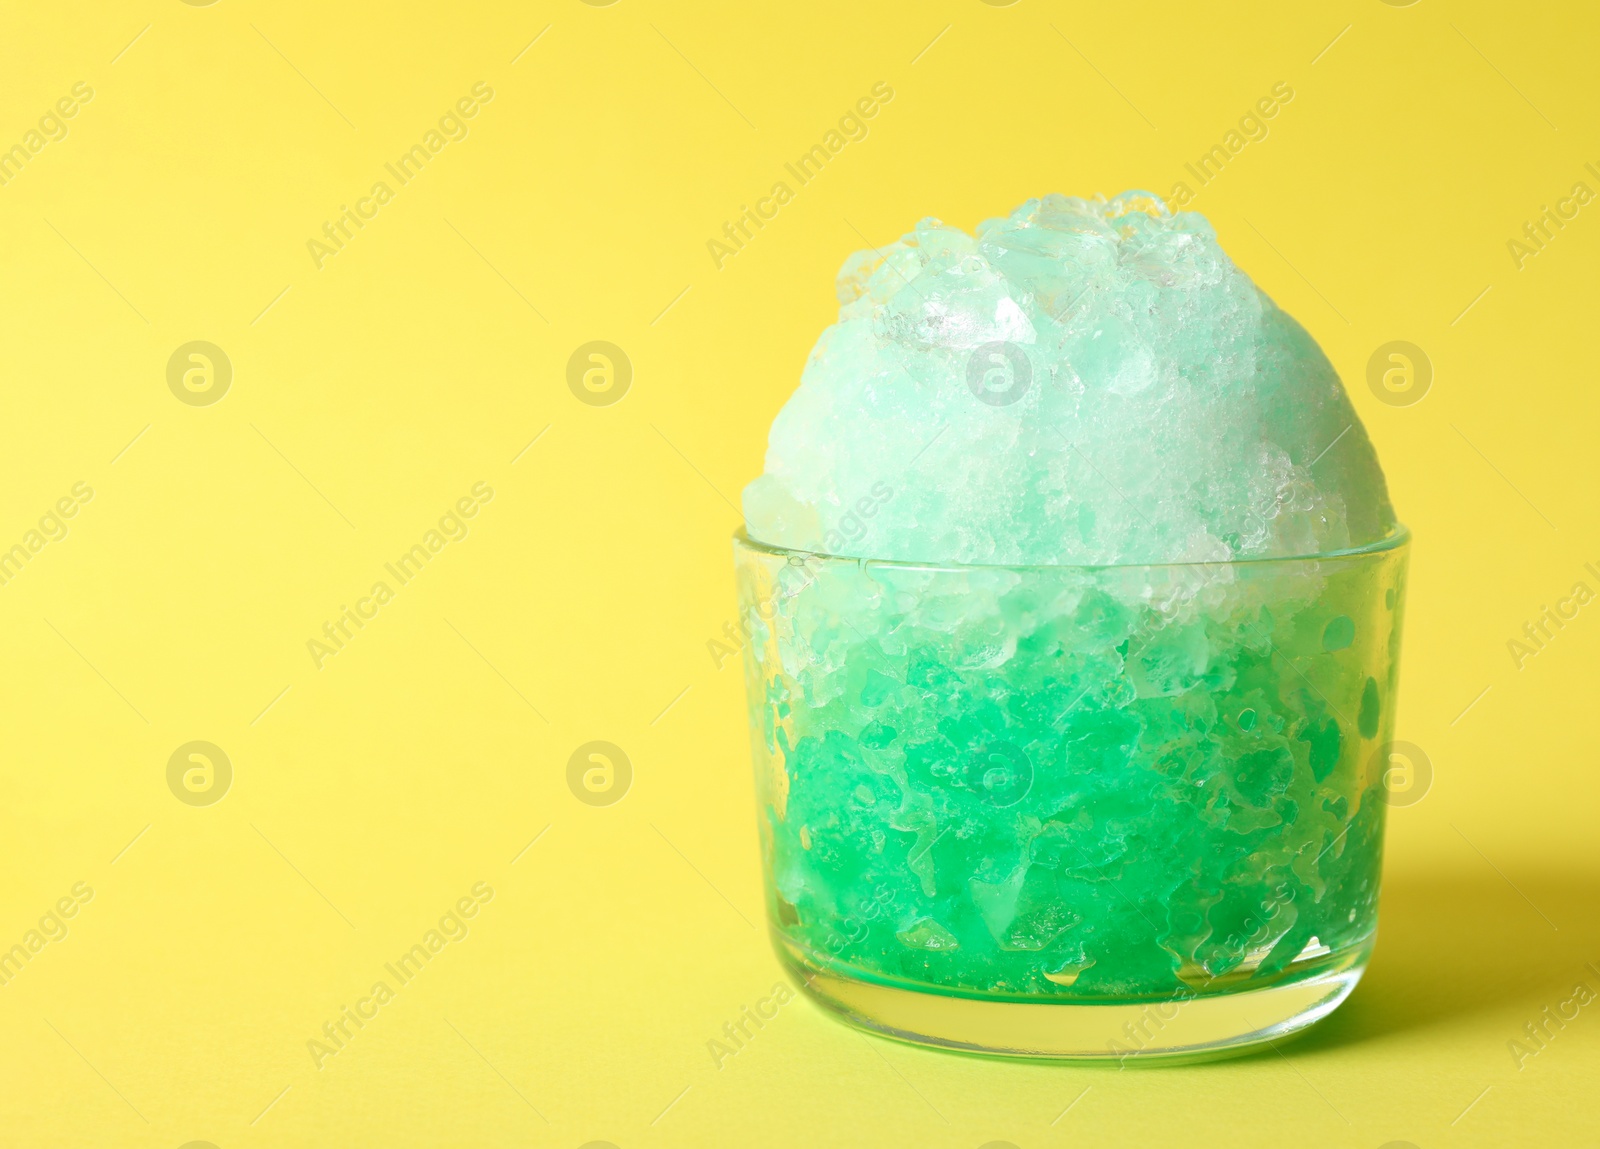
left=734, top=529, right=1409, bottom=1061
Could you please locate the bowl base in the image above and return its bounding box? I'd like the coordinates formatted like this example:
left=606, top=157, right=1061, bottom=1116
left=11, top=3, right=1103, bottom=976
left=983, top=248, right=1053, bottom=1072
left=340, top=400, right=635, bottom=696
left=779, top=941, right=1368, bottom=1064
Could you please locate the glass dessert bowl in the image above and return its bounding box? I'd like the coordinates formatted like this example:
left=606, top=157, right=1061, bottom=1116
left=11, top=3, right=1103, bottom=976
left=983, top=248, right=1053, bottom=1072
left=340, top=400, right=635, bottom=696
left=734, top=526, right=1409, bottom=1062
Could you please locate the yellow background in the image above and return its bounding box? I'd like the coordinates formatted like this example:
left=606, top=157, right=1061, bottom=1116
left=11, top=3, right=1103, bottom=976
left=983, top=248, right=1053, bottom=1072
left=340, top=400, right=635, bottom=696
left=0, top=0, right=1595, bottom=1145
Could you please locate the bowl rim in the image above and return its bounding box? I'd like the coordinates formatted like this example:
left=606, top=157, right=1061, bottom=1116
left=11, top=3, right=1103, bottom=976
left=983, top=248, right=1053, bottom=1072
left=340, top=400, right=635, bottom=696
left=732, top=523, right=1411, bottom=574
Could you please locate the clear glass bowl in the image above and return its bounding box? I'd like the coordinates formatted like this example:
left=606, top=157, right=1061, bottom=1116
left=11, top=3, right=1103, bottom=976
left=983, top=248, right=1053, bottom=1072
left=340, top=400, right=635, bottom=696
left=733, top=527, right=1410, bottom=1062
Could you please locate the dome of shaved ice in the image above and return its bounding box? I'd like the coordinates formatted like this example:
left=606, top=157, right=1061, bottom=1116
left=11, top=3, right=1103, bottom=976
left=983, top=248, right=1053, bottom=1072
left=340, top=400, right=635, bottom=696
left=743, top=192, right=1397, bottom=565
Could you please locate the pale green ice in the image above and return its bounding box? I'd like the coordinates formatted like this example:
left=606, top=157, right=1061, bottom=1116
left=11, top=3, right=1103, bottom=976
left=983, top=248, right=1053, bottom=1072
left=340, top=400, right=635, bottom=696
left=743, top=192, right=1395, bottom=565
left=735, top=194, right=1408, bottom=1008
